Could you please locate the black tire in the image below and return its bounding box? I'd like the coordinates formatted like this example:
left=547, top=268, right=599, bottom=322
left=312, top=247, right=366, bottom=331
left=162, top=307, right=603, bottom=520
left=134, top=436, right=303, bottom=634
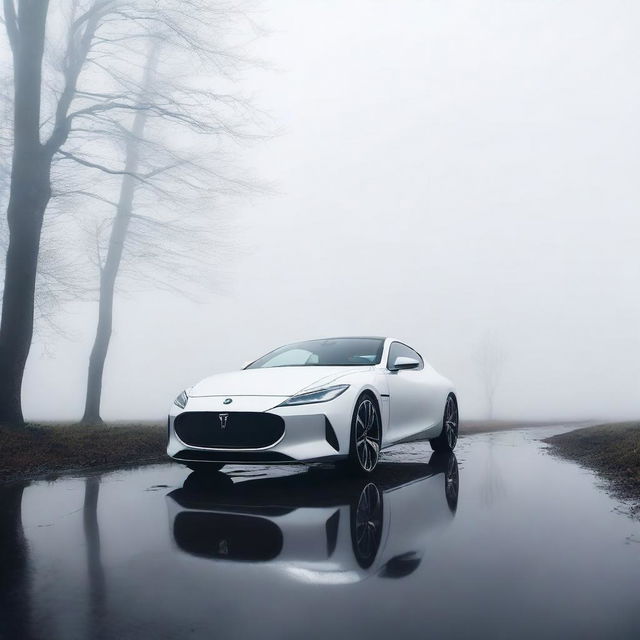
left=431, top=451, right=460, bottom=513
left=184, top=462, right=225, bottom=473
left=345, top=393, right=382, bottom=474
left=429, top=394, right=458, bottom=452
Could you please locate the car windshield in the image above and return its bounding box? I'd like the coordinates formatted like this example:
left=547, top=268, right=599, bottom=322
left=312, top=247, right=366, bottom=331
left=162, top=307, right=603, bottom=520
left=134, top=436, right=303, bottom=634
left=247, top=338, right=385, bottom=368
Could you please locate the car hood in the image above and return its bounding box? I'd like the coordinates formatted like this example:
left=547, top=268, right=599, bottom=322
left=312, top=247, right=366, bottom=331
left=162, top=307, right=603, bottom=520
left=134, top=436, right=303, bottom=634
left=188, top=366, right=368, bottom=398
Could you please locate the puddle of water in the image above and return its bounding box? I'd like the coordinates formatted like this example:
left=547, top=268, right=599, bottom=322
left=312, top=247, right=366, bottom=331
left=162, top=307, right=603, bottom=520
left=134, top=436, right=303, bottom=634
left=1, top=426, right=639, bottom=639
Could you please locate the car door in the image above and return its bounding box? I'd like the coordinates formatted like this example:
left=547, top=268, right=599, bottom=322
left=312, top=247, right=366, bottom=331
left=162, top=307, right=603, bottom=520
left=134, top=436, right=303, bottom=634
left=384, top=342, right=441, bottom=443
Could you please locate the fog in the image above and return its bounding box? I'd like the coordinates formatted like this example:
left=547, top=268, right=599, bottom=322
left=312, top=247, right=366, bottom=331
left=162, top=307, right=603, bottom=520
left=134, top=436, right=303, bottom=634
left=11, top=0, right=640, bottom=421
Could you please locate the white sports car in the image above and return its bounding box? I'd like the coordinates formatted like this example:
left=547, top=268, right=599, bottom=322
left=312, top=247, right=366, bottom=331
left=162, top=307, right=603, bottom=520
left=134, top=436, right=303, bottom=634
left=167, top=336, right=458, bottom=473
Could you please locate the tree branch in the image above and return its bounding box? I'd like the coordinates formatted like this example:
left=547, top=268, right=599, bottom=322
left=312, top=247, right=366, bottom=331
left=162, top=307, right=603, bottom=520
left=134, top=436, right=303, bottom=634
left=74, top=89, right=129, bottom=101
left=44, top=0, right=114, bottom=154
left=57, top=149, right=150, bottom=183
left=53, top=189, right=118, bottom=208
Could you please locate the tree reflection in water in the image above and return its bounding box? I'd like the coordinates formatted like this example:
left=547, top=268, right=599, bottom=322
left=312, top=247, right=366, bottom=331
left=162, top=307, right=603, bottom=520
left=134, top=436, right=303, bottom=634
left=0, top=481, right=33, bottom=640
left=84, top=475, right=106, bottom=640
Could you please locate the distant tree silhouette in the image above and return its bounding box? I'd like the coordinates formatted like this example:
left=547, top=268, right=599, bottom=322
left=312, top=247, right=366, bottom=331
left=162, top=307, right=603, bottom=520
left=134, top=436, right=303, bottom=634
left=474, top=333, right=506, bottom=419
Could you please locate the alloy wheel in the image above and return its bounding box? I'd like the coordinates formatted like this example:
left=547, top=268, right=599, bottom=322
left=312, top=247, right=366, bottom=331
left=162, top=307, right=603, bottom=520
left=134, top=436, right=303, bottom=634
left=353, top=482, right=383, bottom=567
left=355, top=398, right=380, bottom=472
left=445, top=453, right=459, bottom=511
left=444, top=396, right=458, bottom=450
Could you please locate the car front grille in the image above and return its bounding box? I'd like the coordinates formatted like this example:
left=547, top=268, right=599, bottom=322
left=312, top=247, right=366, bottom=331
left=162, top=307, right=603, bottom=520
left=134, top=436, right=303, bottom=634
left=174, top=411, right=285, bottom=449
left=174, top=513, right=283, bottom=561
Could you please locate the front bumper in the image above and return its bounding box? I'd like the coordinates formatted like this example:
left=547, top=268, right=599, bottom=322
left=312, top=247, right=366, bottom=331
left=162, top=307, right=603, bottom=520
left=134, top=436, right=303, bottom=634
left=167, top=394, right=353, bottom=464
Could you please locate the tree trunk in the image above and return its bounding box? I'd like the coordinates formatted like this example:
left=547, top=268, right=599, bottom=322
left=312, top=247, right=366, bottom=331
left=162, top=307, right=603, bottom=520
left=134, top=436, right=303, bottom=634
left=81, top=42, right=160, bottom=424
left=81, top=197, right=135, bottom=424
left=0, top=0, right=51, bottom=425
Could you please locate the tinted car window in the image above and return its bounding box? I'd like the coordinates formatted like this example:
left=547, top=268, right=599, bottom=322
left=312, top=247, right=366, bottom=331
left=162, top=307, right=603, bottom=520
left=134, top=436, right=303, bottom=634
left=258, top=349, right=316, bottom=368
left=387, top=342, right=424, bottom=370
left=247, top=338, right=385, bottom=368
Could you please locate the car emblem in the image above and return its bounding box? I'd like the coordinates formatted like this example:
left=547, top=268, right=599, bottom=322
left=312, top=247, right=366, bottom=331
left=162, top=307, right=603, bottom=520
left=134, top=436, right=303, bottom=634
left=219, top=413, right=229, bottom=429
left=223, top=398, right=232, bottom=405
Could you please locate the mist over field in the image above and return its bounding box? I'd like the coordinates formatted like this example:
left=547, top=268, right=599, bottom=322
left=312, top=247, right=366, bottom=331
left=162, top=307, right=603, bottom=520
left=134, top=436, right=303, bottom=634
left=3, top=0, right=639, bottom=422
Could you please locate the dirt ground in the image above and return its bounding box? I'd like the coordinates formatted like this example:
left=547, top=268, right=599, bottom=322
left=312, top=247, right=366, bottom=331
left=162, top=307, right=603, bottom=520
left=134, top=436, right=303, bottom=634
left=544, top=421, right=640, bottom=517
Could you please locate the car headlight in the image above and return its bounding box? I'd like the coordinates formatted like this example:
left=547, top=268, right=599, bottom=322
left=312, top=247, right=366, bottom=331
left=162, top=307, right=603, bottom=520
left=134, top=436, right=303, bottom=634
left=278, top=384, right=349, bottom=407
left=174, top=390, right=188, bottom=409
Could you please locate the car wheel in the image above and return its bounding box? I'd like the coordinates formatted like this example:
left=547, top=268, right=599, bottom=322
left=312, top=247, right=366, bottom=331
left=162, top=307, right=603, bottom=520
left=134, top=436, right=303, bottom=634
left=184, top=462, right=225, bottom=473
left=350, top=481, right=383, bottom=568
left=429, top=394, right=458, bottom=452
left=346, top=394, right=381, bottom=474
left=444, top=452, right=459, bottom=512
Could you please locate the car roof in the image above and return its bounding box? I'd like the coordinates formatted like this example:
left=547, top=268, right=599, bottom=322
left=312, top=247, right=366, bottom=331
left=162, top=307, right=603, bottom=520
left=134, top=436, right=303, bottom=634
left=314, top=336, right=387, bottom=340
left=279, top=336, right=386, bottom=343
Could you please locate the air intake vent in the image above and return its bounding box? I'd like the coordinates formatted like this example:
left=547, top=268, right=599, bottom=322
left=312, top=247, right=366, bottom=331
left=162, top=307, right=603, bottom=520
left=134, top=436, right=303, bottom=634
left=325, top=416, right=340, bottom=451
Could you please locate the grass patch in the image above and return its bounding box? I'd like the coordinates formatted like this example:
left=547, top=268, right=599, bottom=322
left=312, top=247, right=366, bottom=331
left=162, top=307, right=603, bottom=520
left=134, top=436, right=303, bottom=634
left=0, top=422, right=167, bottom=483
left=543, top=422, right=640, bottom=517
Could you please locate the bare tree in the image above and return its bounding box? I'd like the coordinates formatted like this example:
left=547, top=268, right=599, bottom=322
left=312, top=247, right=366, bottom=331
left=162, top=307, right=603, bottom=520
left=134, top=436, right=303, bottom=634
left=0, top=0, right=112, bottom=425
left=0, top=0, right=261, bottom=425
left=1, top=0, right=52, bottom=426
left=75, top=7, right=262, bottom=423
left=474, top=333, right=506, bottom=420
left=81, top=39, right=161, bottom=423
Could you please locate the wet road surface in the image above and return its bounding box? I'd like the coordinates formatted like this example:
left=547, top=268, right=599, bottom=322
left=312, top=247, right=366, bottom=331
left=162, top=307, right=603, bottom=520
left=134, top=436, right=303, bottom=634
left=1, top=426, right=640, bottom=640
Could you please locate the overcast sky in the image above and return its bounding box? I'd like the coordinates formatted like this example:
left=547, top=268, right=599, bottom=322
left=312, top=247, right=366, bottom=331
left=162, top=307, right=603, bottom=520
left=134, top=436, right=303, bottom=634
left=14, top=0, right=640, bottom=421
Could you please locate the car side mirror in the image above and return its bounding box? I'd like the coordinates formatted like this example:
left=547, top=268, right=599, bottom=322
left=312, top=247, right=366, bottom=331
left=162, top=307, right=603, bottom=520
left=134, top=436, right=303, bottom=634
left=390, top=355, right=420, bottom=371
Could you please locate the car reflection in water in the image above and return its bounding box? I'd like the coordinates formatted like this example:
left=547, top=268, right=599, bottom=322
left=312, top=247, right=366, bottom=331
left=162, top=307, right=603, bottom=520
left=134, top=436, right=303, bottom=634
left=166, top=452, right=459, bottom=584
